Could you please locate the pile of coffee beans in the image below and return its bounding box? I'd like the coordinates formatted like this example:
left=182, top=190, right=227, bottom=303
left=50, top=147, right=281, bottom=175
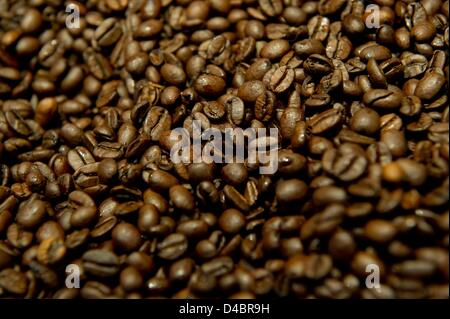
left=0, top=0, right=448, bottom=299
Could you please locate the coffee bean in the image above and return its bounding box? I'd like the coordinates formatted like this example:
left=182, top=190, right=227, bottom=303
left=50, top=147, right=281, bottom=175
left=158, top=233, right=188, bottom=260
left=222, top=163, right=248, bottom=186
left=276, top=179, right=308, bottom=204
left=254, top=90, right=275, bottom=122
left=147, top=170, right=179, bottom=191
left=280, top=107, right=303, bottom=140
left=415, top=71, right=446, bottom=100
left=67, top=147, right=95, bottom=171
left=381, top=129, right=407, bottom=158
left=328, top=230, right=356, bottom=261
left=0, top=0, right=447, bottom=300
left=80, top=281, right=112, bottom=299
left=219, top=209, right=246, bottom=234
left=194, top=74, right=226, bottom=97
left=238, top=80, right=266, bottom=103
left=364, top=220, right=398, bottom=243
left=169, top=185, right=195, bottom=211
left=21, top=8, right=43, bottom=34
left=70, top=206, right=97, bottom=228
left=322, top=143, right=368, bottom=182
left=37, top=237, right=66, bottom=265
left=112, top=223, right=142, bottom=252
left=363, top=88, right=403, bottom=109
left=16, top=197, right=47, bottom=229
left=94, top=18, right=122, bottom=47
left=223, top=185, right=250, bottom=212
left=350, top=107, right=380, bottom=135
left=0, top=268, right=28, bottom=295
left=225, top=97, right=245, bottom=125
left=82, top=249, right=120, bottom=277
left=268, top=66, right=294, bottom=93
left=120, top=266, right=144, bottom=292
left=308, top=106, right=344, bottom=135
left=351, top=251, right=385, bottom=278
left=304, top=254, right=333, bottom=280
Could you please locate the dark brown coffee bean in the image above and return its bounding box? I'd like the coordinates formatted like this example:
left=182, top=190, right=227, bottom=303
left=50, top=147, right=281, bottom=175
left=94, top=18, right=122, bottom=47
left=158, top=233, right=188, bottom=260
left=238, top=80, right=266, bottom=103
left=112, top=223, right=142, bottom=252
left=202, top=101, right=224, bottom=121
left=381, top=129, right=407, bottom=158
left=304, top=254, right=333, bottom=280
left=328, top=230, right=356, bottom=261
left=222, top=163, right=248, bottom=186
left=16, top=197, right=47, bottom=229
left=70, top=206, right=97, bottom=228
left=219, top=209, right=246, bottom=234
left=415, top=72, right=446, bottom=100
left=255, top=90, right=275, bottom=122
left=223, top=185, right=250, bottom=212
left=225, top=97, right=245, bottom=126
left=276, top=179, right=308, bottom=204
left=147, top=170, right=179, bottom=191
left=194, top=74, right=226, bottom=97
left=350, top=107, right=380, bottom=135
left=0, top=0, right=447, bottom=300
left=143, top=189, right=169, bottom=214
left=80, top=281, right=112, bottom=299
left=68, top=147, right=95, bottom=171
left=268, top=66, right=294, bottom=93
left=364, top=219, right=398, bottom=243
left=120, top=266, right=144, bottom=292
left=280, top=107, right=303, bottom=140
left=322, top=143, right=368, bottom=182
left=169, top=185, right=195, bottom=211
left=308, top=106, right=344, bottom=135
left=37, top=237, right=66, bottom=265
left=277, top=150, right=306, bottom=175
left=363, top=89, right=403, bottom=109
left=82, top=250, right=119, bottom=279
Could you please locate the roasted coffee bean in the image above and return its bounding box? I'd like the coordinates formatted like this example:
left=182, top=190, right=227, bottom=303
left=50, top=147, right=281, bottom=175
left=276, top=179, right=308, bottom=204
left=94, top=18, right=122, bottom=47
left=91, top=216, right=118, bottom=239
left=37, top=238, right=66, bottom=265
left=169, top=185, right=195, bottom=211
left=82, top=249, right=120, bottom=277
left=222, top=163, right=248, bottom=186
left=268, top=66, right=295, bottom=93
left=237, top=80, right=266, bottom=103
left=255, top=91, right=275, bottom=122
left=350, top=107, right=380, bottom=135
left=219, top=209, right=246, bottom=234
left=67, top=147, right=95, bottom=171
left=322, top=143, right=368, bottom=182
left=363, top=88, right=403, bottom=110
left=381, top=130, right=407, bottom=158
left=415, top=71, right=446, bottom=100
left=120, top=266, right=144, bottom=292
left=280, top=107, right=303, bottom=140
left=0, top=268, right=28, bottom=295
left=364, top=220, right=398, bottom=243
left=0, top=0, right=447, bottom=300
left=16, top=197, right=47, bottom=229
left=194, top=74, right=226, bottom=97
left=308, top=106, right=344, bottom=135
left=158, top=233, right=188, bottom=260
left=112, top=223, right=142, bottom=252
left=147, top=170, right=179, bottom=191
